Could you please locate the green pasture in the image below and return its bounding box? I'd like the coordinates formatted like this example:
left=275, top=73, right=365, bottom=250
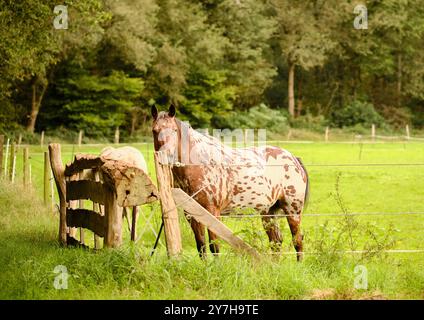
left=0, top=141, right=423, bottom=299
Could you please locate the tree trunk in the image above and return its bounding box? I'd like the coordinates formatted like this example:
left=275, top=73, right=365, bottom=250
left=288, top=62, right=295, bottom=117
left=397, top=52, right=402, bottom=107
left=296, top=73, right=302, bottom=117
left=26, top=77, right=48, bottom=134
left=130, top=110, right=138, bottom=136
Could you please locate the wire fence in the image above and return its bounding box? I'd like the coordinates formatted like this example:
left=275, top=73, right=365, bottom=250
left=213, top=249, right=424, bottom=256
left=2, top=136, right=424, bottom=255
left=155, top=157, right=424, bottom=256
left=220, top=211, right=424, bottom=219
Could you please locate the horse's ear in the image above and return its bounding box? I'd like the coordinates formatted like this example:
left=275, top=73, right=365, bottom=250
left=151, top=104, right=158, bottom=120
left=168, top=104, right=176, bottom=117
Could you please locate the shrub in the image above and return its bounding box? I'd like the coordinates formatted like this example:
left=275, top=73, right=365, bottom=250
left=379, top=105, right=412, bottom=129
left=330, top=100, right=385, bottom=128
left=289, top=114, right=328, bottom=131
left=213, top=103, right=289, bottom=133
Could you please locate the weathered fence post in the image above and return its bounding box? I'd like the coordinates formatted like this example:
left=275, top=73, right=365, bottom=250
left=44, top=152, right=50, bottom=205
left=11, top=153, right=16, bottom=184
left=78, top=172, right=85, bottom=244
left=104, top=187, right=121, bottom=248
left=40, top=131, right=45, bottom=147
left=17, top=133, right=22, bottom=147
left=8, top=142, right=15, bottom=181
left=154, top=151, right=182, bottom=257
left=93, top=170, right=101, bottom=249
left=23, top=147, right=29, bottom=188
left=287, top=129, right=292, bottom=141
left=325, top=126, right=329, bottom=142
left=93, top=199, right=101, bottom=249
left=406, top=125, right=410, bottom=140
left=51, top=170, right=55, bottom=213
left=243, top=129, right=247, bottom=147
left=4, top=138, right=9, bottom=178
left=114, top=127, right=120, bottom=145
left=371, top=124, right=376, bottom=141
left=0, top=135, right=4, bottom=178
left=67, top=173, right=78, bottom=239
left=9, top=143, right=17, bottom=183
left=48, top=143, right=67, bottom=246
left=78, top=130, right=83, bottom=147
left=131, top=206, right=138, bottom=241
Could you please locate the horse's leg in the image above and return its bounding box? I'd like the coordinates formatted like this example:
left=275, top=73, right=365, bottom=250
left=206, top=207, right=221, bottom=255
left=208, top=230, right=220, bottom=255
left=261, top=203, right=283, bottom=251
left=280, top=200, right=304, bottom=261
left=187, top=212, right=207, bottom=258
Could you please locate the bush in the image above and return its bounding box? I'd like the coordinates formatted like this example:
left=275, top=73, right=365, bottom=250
left=379, top=105, right=412, bottom=129
left=330, top=100, right=385, bottom=128
left=289, top=114, right=328, bottom=131
left=213, top=103, right=289, bottom=133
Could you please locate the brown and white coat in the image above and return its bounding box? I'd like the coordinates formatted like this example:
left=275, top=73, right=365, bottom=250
left=152, top=105, right=308, bottom=260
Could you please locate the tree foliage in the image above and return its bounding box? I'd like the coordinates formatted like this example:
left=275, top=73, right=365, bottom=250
left=1, top=0, right=424, bottom=137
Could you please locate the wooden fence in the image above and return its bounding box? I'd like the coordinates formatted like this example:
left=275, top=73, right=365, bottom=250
left=48, top=143, right=159, bottom=248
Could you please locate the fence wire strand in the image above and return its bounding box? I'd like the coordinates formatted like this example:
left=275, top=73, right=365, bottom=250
left=220, top=211, right=424, bottom=219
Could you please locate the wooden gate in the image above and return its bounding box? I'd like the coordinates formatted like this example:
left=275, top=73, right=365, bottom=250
left=49, top=143, right=159, bottom=248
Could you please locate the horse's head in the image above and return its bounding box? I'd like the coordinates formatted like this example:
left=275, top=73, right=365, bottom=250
left=151, top=104, right=179, bottom=156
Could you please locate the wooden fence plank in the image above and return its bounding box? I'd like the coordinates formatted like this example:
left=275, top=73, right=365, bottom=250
left=66, top=180, right=106, bottom=204
left=66, top=208, right=105, bottom=237
left=64, top=154, right=104, bottom=176
left=171, top=188, right=260, bottom=258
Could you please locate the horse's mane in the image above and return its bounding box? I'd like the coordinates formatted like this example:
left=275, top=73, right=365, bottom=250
left=175, top=118, right=225, bottom=148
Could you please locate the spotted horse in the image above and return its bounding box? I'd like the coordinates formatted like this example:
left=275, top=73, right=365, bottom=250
left=151, top=105, right=309, bottom=261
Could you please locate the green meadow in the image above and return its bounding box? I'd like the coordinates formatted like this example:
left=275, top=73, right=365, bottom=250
left=0, top=141, right=423, bottom=299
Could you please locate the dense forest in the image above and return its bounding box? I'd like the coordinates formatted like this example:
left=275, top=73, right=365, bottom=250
left=1, top=0, right=424, bottom=140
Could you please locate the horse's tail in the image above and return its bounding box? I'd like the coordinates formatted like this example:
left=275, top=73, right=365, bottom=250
left=296, top=157, right=309, bottom=211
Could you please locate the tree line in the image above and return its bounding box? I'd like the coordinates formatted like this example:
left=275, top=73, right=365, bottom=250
left=1, top=0, right=423, bottom=139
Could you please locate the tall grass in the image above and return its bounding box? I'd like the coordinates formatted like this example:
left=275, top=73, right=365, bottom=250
left=1, top=179, right=423, bottom=299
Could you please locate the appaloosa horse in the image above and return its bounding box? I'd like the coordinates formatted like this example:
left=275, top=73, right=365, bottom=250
left=151, top=105, right=309, bottom=260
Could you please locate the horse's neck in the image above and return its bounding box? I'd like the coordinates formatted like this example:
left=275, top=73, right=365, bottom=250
left=189, top=126, right=231, bottom=154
